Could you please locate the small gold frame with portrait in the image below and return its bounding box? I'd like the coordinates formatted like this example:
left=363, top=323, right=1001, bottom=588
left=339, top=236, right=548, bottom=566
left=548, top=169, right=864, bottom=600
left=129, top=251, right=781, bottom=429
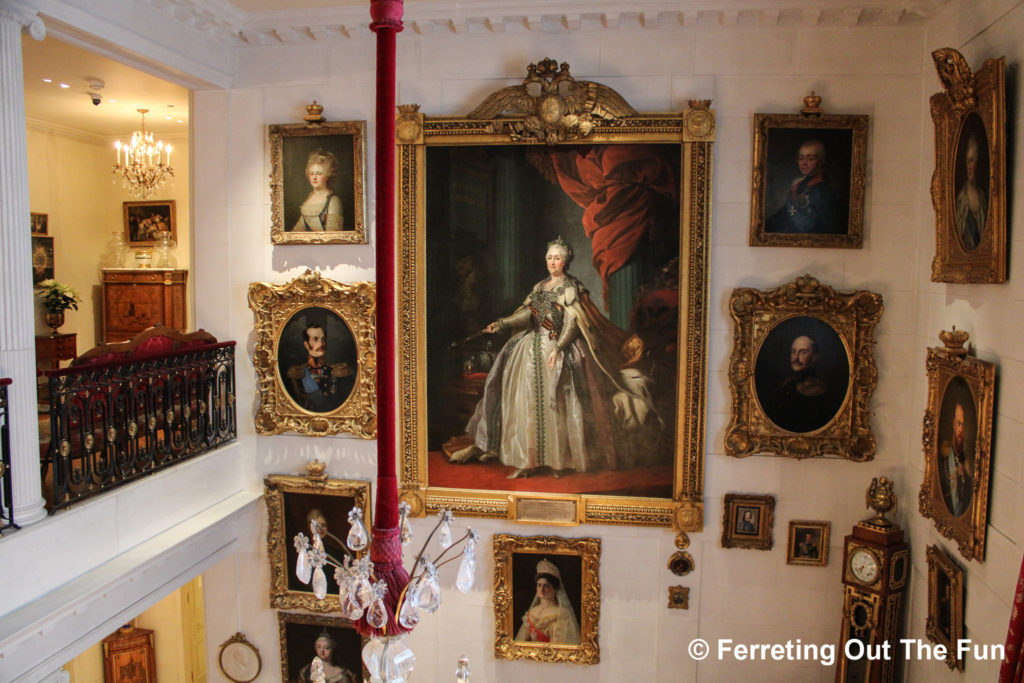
left=264, top=472, right=371, bottom=611
left=277, top=611, right=366, bottom=683
left=248, top=270, right=376, bottom=438
left=926, top=544, right=966, bottom=671
left=721, top=493, right=775, bottom=550
left=786, top=520, right=830, bottom=567
left=919, top=328, right=995, bottom=562
left=725, top=274, right=883, bottom=461
left=493, top=533, right=601, bottom=665
left=269, top=117, right=367, bottom=245
left=929, top=48, right=1006, bottom=283
left=749, top=94, right=868, bottom=249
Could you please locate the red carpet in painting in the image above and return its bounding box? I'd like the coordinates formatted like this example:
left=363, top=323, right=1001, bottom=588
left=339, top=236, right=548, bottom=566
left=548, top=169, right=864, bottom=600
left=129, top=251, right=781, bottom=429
left=427, top=451, right=674, bottom=497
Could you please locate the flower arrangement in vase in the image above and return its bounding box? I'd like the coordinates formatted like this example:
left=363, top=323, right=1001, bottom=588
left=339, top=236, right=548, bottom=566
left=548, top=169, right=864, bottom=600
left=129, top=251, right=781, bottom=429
left=36, top=279, right=82, bottom=334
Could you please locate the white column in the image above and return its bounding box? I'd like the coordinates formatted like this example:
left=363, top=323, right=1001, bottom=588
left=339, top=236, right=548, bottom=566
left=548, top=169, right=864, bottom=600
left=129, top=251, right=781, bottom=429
left=0, top=5, right=47, bottom=526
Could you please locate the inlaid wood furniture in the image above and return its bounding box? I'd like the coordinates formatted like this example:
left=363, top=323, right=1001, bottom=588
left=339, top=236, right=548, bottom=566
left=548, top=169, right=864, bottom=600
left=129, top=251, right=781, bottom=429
left=102, top=268, right=188, bottom=343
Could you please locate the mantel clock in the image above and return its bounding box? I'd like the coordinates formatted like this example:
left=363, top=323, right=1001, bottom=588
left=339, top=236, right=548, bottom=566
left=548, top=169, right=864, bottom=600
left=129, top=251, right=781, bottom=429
left=836, top=477, right=909, bottom=683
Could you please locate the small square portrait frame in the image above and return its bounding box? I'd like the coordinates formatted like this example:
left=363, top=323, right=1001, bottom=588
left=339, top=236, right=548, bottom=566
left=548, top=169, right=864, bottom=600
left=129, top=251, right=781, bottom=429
left=926, top=544, right=965, bottom=671
left=277, top=611, right=365, bottom=683
left=919, top=331, right=995, bottom=562
left=264, top=473, right=371, bottom=611
left=30, top=235, right=54, bottom=285
left=749, top=112, right=868, bottom=248
left=493, top=533, right=601, bottom=665
left=786, top=520, right=830, bottom=566
left=269, top=120, right=367, bottom=245
left=725, top=274, right=883, bottom=461
left=928, top=49, right=1006, bottom=283
left=123, top=199, right=176, bottom=246
left=721, top=493, right=775, bottom=550
left=248, top=270, right=376, bottom=438
left=30, top=212, right=47, bottom=235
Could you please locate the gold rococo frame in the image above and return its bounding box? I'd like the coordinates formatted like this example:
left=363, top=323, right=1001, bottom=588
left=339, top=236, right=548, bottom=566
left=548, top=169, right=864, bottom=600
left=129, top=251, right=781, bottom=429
left=925, top=544, right=965, bottom=671
left=725, top=274, right=883, bottom=460
left=396, top=60, right=713, bottom=531
left=269, top=119, right=367, bottom=245
left=248, top=270, right=376, bottom=438
left=492, top=533, right=601, bottom=665
left=929, top=48, right=1006, bottom=283
left=918, top=330, right=994, bottom=562
left=264, top=472, right=371, bottom=611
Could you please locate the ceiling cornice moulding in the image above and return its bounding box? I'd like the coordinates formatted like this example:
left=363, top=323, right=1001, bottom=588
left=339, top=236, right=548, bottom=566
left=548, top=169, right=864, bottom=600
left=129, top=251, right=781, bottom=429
left=139, top=0, right=950, bottom=46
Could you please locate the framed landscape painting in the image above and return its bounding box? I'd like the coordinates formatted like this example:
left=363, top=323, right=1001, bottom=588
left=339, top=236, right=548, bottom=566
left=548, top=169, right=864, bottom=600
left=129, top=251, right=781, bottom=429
left=395, top=58, right=714, bottom=530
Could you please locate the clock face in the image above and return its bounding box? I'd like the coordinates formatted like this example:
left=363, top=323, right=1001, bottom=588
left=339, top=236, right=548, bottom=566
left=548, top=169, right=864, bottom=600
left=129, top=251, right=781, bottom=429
left=849, top=548, right=879, bottom=584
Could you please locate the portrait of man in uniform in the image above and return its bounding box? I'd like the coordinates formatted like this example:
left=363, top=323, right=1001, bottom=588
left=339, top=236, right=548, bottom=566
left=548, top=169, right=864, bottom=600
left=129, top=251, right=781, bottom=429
left=277, top=307, right=357, bottom=414
left=753, top=316, right=850, bottom=434
left=937, top=377, right=976, bottom=518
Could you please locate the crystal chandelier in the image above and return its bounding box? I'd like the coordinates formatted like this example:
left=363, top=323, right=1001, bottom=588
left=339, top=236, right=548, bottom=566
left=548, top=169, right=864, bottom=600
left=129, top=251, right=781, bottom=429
left=112, top=108, right=174, bottom=199
left=293, top=503, right=477, bottom=682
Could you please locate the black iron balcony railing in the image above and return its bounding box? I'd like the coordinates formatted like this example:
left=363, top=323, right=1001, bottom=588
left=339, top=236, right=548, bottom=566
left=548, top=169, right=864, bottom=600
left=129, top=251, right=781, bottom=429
left=44, top=341, right=236, bottom=512
left=0, top=378, right=15, bottom=534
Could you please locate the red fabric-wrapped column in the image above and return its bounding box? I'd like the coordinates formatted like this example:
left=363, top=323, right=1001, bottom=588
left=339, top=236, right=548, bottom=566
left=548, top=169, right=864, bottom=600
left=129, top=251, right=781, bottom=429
left=361, top=0, right=408, bottom=638
left=1000, top=551, right=1024, bottom=682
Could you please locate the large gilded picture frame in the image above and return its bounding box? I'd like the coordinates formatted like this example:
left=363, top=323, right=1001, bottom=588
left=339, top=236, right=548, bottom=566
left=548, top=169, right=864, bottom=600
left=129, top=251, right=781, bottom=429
left=926, top=544, right=966, bottom=671
left=726, top=274, right=883, bottom=460
left=248, top=270, right=376, bottom=438
left=749, top=103, right=868, bottom=249
left=269, top=119, right=367, bottom=245
left=264, top=471, right=371, bottom=611
left=493, top=533, right=601, bottom=665
left=919, top=329, right=995, bottom=562
left=929, top=49, right=1006, bottom=283
left=397, top=58, right=713, bottom=530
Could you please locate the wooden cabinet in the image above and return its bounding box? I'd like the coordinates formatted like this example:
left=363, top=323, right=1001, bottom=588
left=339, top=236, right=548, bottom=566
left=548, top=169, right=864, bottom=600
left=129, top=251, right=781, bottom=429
left=102, top=268, right=188, bottom=343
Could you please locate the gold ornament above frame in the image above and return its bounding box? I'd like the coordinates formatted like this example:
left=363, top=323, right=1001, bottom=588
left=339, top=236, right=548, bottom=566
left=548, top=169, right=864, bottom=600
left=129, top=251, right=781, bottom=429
left=492, top=533, right=601, bottom=665
left=725, top=274, right=883, bottom=461
left=248, top=270, right=376, bottom=438
left=264, top=469, right=371, bottom=611
left=749, top=93, right=869, bottom=249
left=269, top=103, right=367, bottom=245
left=396, top=57, right=714, bottom=531
left=929, top=49, right=1006, bottom=283
left=919, top=328, right=995, bottom=562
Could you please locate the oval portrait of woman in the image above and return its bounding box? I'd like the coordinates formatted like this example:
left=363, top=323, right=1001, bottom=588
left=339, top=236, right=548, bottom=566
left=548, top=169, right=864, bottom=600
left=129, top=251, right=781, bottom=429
left=952, top=112, right=989, bottom=252
left=936, top=376, right=977, bottom=518
left=753, top=315, right=851, bottom=434
left=277, top=306, right=357, bottom=414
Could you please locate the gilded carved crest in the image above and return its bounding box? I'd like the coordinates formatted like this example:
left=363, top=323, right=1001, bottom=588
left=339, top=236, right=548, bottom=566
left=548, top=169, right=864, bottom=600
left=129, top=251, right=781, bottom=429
left=467, top=57, right=637, bottom=145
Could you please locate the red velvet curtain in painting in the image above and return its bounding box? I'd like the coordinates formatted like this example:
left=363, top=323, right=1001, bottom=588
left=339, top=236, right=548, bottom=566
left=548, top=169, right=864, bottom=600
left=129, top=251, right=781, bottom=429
left=547, top=144, right=679, bottom=301
left=1001, top=551, right=1024, bottom=682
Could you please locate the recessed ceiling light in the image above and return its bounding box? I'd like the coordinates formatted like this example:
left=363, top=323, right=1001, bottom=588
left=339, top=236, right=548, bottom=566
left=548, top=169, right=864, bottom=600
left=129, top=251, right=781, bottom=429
left=108, top=99, right=117, bottom=103
left=59, top=83, right=69, bottom=88
left=42, top=78, right=52, bottom=83
left=165, top=116, right=172, bottom=120
left=177, top=120, right=183, bottom=123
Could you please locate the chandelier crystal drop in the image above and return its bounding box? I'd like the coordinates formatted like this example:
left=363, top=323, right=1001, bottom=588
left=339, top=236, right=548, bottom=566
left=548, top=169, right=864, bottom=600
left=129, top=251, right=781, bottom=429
left=112, top=108, right=174, bottom=199
left=293, top=506, right=476, bottom=682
